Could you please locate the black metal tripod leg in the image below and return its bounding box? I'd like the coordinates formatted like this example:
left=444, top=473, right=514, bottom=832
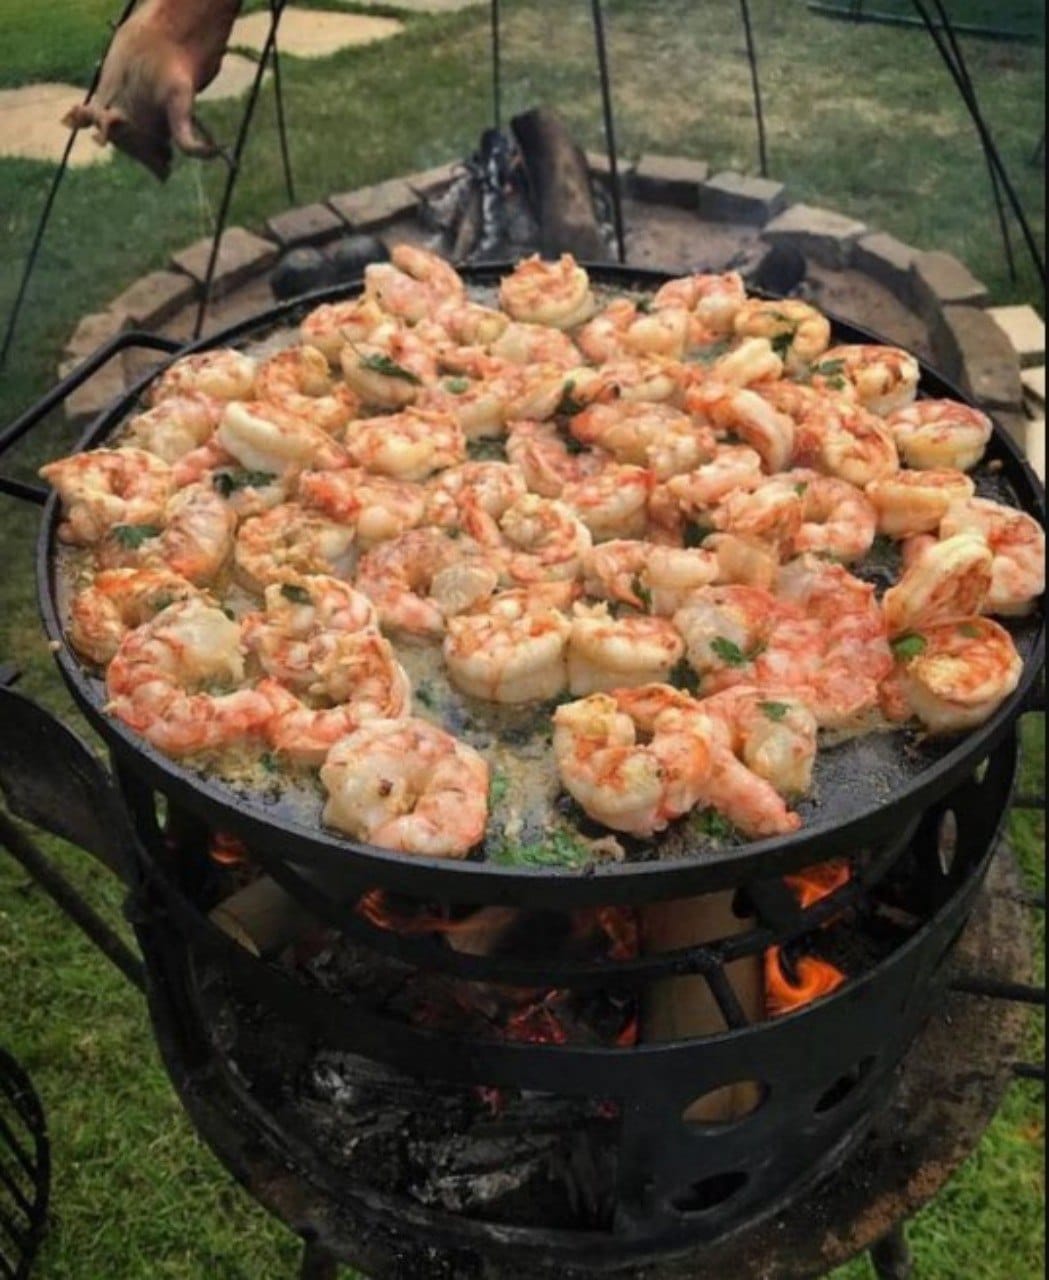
left=299, top=1241, right=338, bottom=1280
left=871, top=1226, right=914, bottom=1280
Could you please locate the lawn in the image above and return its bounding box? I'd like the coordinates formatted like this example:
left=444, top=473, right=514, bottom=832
left=0, top=1, right=1045, bottom=1276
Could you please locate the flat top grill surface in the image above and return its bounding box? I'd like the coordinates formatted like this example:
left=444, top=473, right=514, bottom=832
left=37, top=265, right=1047, bottom=907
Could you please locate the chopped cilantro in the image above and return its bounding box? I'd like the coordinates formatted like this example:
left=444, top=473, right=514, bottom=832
left=959, top=622, right=982, bottom=639
left=711, top=636, right=750, bottom=667
left=892, top=633, right=928, bottom=661
left=771, top=331, right=796, bottom=360
left=112, top=524, right=162, bottom=549
left=359, top=352, right=422, bottom=385
left=488, top=770, right=509, bottom=807
left=558, top=380, right=587, bottom=418
left=631, top=575, right=654, bottom=613
left=213, top=469, right=276, bottom=497
left=760, top=701, right=792, bottom=722
left=563, top=434, right=588, bottom=455
left=280, top=584, right=312, bottom=605
left=636, top=297, right=654, bottom=314
left=493, top=829, right=592, bottom=869
left=416, top=684, right=437, bottom=709
left=794, top=482, right=809, bottom=497
left=683, top=522, right=713, bottom=549
left=444, top=377, right=471, bottom=395
left=812, top=358, right=847, bottom=379
left=259, top=752, right=279, bottom=774
left=693, top=809, right=734, bottom=841
left=671, top=658, right=701, bottom=696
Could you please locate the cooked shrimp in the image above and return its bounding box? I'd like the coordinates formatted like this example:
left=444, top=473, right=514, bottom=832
left=705, top=532, right=781, bottom=591
left=893, top=618, right=1023, bottom=735
left=882, top=534, right=992, bottom=635
left=733, top=299, right=831, bottom=375
left=700, top=686, right=818, bottom=798
left=686, top=382, right=795, bottom=474
left=553, top=688, right=711, bottom=837
left=260, top=631, right=412, bottom=765
left=148, top=349, right=257, bottom=406
left=577, top=300, right=694, bottom=363
left=709, top=338, right=785, bottom=389
left=106, top=599, right=271, bottom=757
left=341, top=330, right=437, bottom=409
left=566, top=358, right=683, bottom=408
left=444, top=587, right=573, bottom=703
left=888, top=400, right=993, bottom=473
left=320, top=719, right=489, bottom=858
left=40, top=448, right=174, bottom=546
left=940, top=498, right=1046, bottom=616
left=490, top=322, right=583, bottom=370
left=713, top=479, right=805, bottom=561
left=811, top=345, right=920, bottom=416
left=793, top=473, right=877, bottom=562
left=356, top=529, right=498, bottom=638
left=567, top=603, right=685, bottom=696
left=562, top=465, right=654, bottom=542
left=866, top=469, right=976, bottom=538
left=425, top=463, right=527, bottom=531
left=298, top=468, right=425, bottom=549
left=418, top=375, right=512, bottom=441
left=69, top=568, right=200, bottom=665
left=468, top=495, right=594, bottom=585
left=653, top=272, right=747, bottom=339
left=570, top=402, right=713, bottom=475
left=812, top=399, right=899, bottom=487
left=216, top=400, right=348, bottom=477
left=365, top=246, right=465, bottom=325
left=663, top=447, right=765, bottom=517
left=504, top=363, right=580, bottom=423
left=499, top=254, right=596, bottom=330
left=154, top=482, right=237, bottom=585
left=583, top=541, right=718, bottom=614
left=342, top=409, right=465, bottom=482
left=507, top=420, right=612, bottom=497
left=674, top=586, right=793, bottom=687
left=300, top=297, right=388, bottom=364
left=431, top=300, right=510, bottom=348
left=254, top=346, right=359, bottom=433
left=242, top=575, right=377, bottom=695
left=125, top=393, right=224, bottom=463
left=235, top=504, right=356, bottom=594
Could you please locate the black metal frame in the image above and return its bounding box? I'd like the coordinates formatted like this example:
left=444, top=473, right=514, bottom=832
left=2, top=263, right=1042, bottom=913
left=0, top=1049, right=50, bottom=1280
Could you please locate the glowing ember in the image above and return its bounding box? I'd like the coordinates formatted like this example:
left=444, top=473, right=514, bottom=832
left=784, top=860, right=851, bottom=910
left=209, top=831, right=249, bottom=866
left=505, top=994, right=570, bottom=1045
left=765, top=948, right=846, bottom=1016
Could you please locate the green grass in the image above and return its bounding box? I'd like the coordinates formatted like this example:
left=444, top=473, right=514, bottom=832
left=0, top=1, right=1044, bottom=1276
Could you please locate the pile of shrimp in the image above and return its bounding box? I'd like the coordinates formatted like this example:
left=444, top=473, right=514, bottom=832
left=42, top=245, right=1045, bottom=860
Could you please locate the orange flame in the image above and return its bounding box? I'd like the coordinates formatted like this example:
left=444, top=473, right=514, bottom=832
left=784, top=860, right=851, bottom=911
left=765, top=948, right=846, bottom=1016
left=209, top=832, right=249, bottom=866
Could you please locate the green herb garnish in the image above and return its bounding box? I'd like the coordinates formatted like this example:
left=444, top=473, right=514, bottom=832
left=416, top=684, right=437, bottom=709
left=444, top=377, right=471, bottom=395
left=494, top=829, right=592, bottom=869
left=711, top=636, right=750, bottom=668
left=683, top=522, right=713, bottom=549
left=693, top=809, right=735, bottom=841
left=812, top=358, right=847, bottom=379
left=892, top=633, right=928, bottom=661
left=636, top=297, right=654, bottom=314
left=771, top=331, right=796, bottom=360
left=558, top=380, right=587, bottom=418
left=488, top=770, right=509, bottom=807
left=112, top=524, right=162, bottom=549
left=632, top=575, right=653, bottom=613
left=259, top=752, right=279, bottom=774
left=760, top=701, right=792, bottom=722
left=213, top=469, right=277, bottom=497
left=794, top=482, right=810, bottom=497
left=280, top=584, right=312, bottom=605
left=959, top=622, right=982, bottom=639
left=359, top=352, right=422, bottom=385
left=671, top=658, right=701, bottom=696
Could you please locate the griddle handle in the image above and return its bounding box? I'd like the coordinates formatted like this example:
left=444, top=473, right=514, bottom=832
left=0, top=331, right=182, bottom=506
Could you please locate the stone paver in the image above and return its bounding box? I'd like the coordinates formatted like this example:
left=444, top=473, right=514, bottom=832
left=231, top=9, right=403, bottom=58
left=933, top=305, right=1024, bottom=412
left=197, top=54, right=267, bottom=103
left=266, top=202, right=347, bottom=249
left=171, top=227, right=279, bottom=299
left=987, top=305, right=1045, bottom=369
left=699, top=171, right=786, bottom=226
left=353, top=0, right=482, bottom=10
left=63, top=310, right=130, bottom=364
left=1021, top=365, right=1046, bottom=409
left=910, top=251, right=988, bottom=322
left=110, top=271, right=197, bottom=329
left=631, top=155, right=710, bottom=209
left=1024, top=418, right=1045, bottom=482
left=762, top=204, right=867, bottom=269
left=853, top=233, right=918, bottom=303
left=403, top=161, right=463, bottom=195
left=329, top=179, right=419, bottom=230
left=0, top=84, right=112, bottom=168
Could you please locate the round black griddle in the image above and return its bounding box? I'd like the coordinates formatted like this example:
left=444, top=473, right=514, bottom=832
left=36, top=264, right=1046, bottom=908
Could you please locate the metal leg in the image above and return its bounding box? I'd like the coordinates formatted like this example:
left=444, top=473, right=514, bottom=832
left=194, top=1, right=289, bottom=338
left=299, top=1240, right=338, bottom=1280
left=871, top=1226, right=914, bottom=1280
left=0, top=0, right=139, bottom=368
left=911, top=0, right=1045, bottom=288
left=738, top=0, right=770, bottom=178
left=271, top=0, right=296, bottom=206
left=589, top=0, right=627, bottom=264
left=491, top=0, right=503, bottom=132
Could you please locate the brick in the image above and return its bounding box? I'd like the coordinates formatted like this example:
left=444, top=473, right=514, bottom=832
left=265, top=202, right=346, bottom=250
left=328, top=179, right=419, bottom=231
left=585, top=150, right=621, bottom=181
left=63, top=310, right=130, bottom=363
left=853, top=233, right=919, bottom=302
left=403, top=160, right=463, bottom=195
left=630, top=155, right=710, bottom=209
left=699, top=171, right=787, bottom=226
left=109, top=270, right=197, bottom=329
left=762, top=204, right=867, bottom=270
left=987, top=305, right=1045, bottom=368
left=932, top=305, right=1024, bottom=412
left=1021, top=365, right=1046, bottom=409
left=58, top=352, right=128, bottom=426
left=171, top=227, right=279, bottom=298
left=910, top=251, right=988, bottom=324
left=1023, top=417, right=1045, bottom=482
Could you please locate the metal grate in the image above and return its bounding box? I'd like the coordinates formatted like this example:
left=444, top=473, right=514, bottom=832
left=0, top=1051, right=49, bottom=1280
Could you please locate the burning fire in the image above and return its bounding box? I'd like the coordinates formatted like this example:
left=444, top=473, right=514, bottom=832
left=766, top=860, right=850, bottom=1017
left=209, top=831, right=249, bottom=866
